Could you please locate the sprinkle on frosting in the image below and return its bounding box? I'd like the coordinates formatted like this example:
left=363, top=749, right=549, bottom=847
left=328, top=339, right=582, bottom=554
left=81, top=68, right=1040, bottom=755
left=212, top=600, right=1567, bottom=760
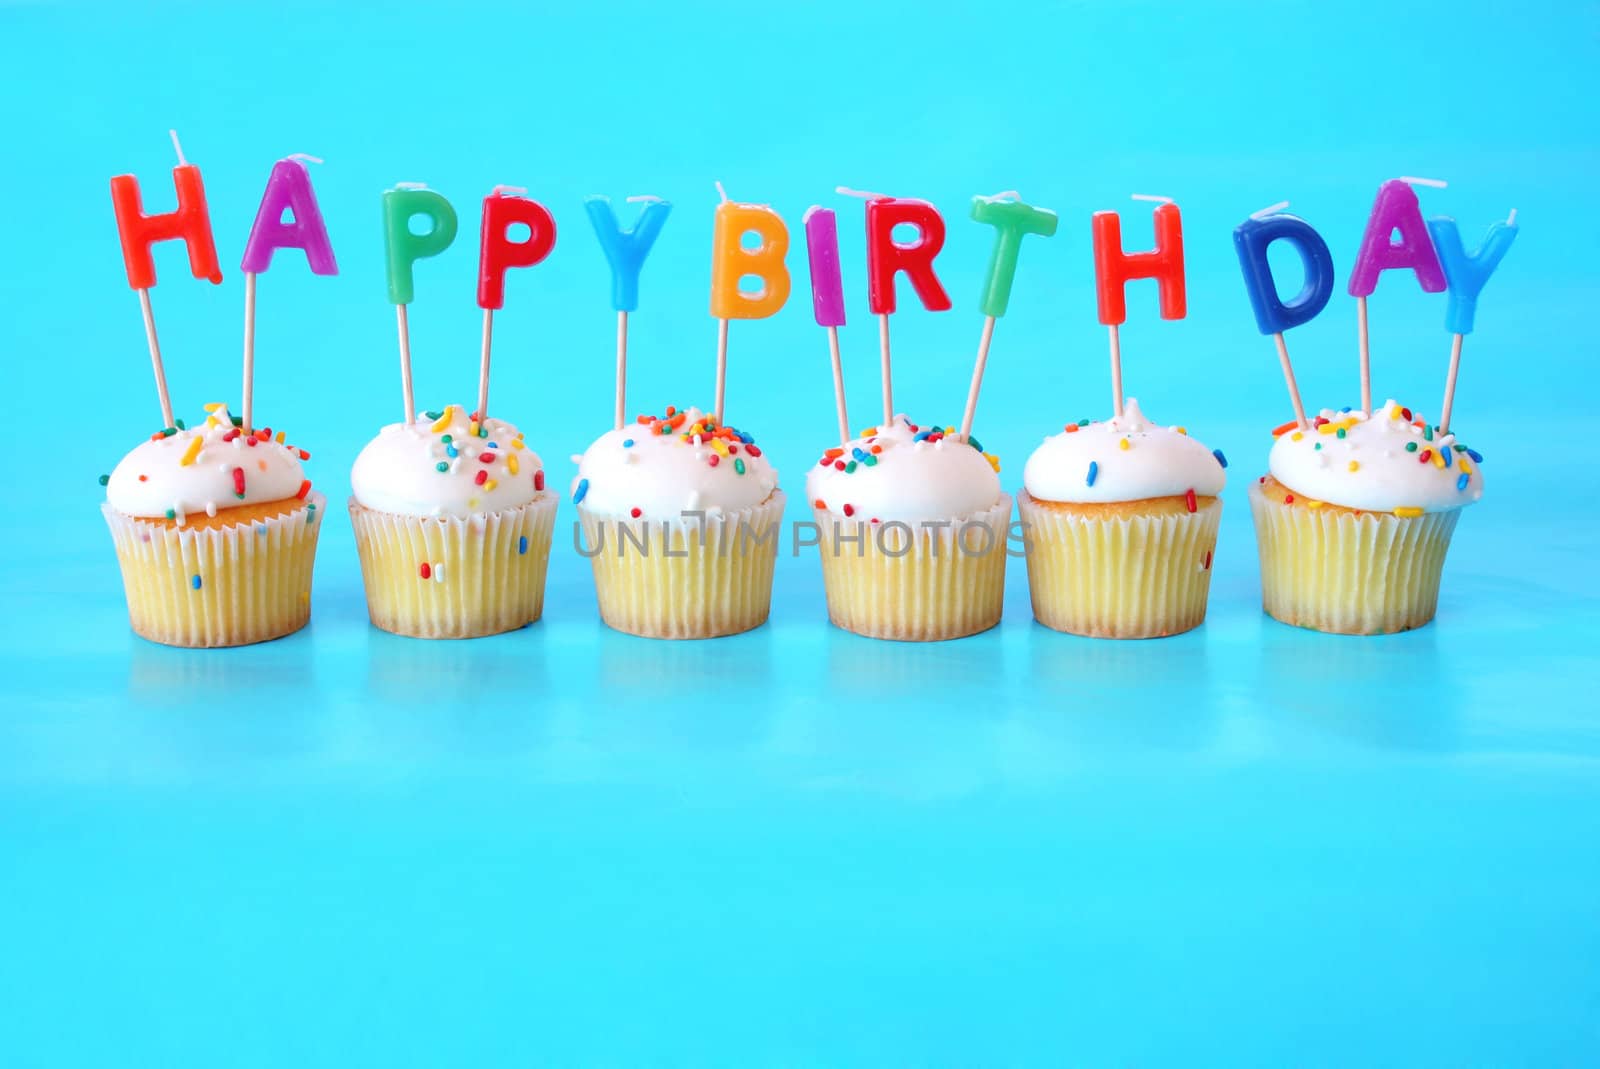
left=105, top=405, right=311, bottom=523
left=351, top=404, right=546, bottom=519
left=806, top=414, right=1001, bottom=522
left=1267, top=399, right=1484, bottom=513
left=1023, top=399, right=1225, bottom=505
left=571, top=406, right=778, bottom=518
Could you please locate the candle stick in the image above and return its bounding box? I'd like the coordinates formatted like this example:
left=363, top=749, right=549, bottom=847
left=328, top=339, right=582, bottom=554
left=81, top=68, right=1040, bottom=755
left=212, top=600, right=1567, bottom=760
left=1092, top=195, right=1186, bottom=417
left=109, top=130, right=223, bottom=428
left=708, top=182, right=791, bottom=423
left=1232, top=201, right=1336, bottom=431
left=383, top=183, right=458, bottom=422
left=961, top=191, right=1057, bottom=440
left=1348, top=176, right=1449, bottom=414
left=1427, top=207, right=1518, bottom=434
left=803, top=206, right=850, bottom=446
left=476, top=185, right=556, bottom=422
left=585, top=194, right=672, bottom=429
left=838, top=186, right=951, bottom=424
left=239, top=153, right=337, bottom=433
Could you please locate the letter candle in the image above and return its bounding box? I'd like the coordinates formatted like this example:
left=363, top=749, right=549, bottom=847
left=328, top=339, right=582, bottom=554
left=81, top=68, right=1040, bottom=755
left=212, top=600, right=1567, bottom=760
left=586, top=194, right=672, bottom=429
left=839, top=187, right=952, bottom=424
left=239, top=153, right=338, bottom=434
left=803, top=206, right=849, bottom=446
left=109, top=130, right=223, bottom=429
left=1348, top=177, right=1448, bottom=414
left=708, top=182, right=791, bottom=423
left=1426, top=206, right=1518, bottom=434
left=1091, top=195, right=1186, bottom=418
left=476, top=185, right=556, bottom=422
left=382, top=183, right=458, bottom=422
left=1232, top=200, right=1336, bottom=431
left=962, top=190, right=1057, bottom=440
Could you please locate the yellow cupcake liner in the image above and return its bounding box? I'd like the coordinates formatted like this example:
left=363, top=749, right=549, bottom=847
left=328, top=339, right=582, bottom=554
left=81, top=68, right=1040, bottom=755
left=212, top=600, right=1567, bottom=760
left=349, top=494, right=557, bottom=639
left=102, top=492, right=325, bottom=648
left=577, top=491, right=785, bottom=639
left=1018, top=491, right=1222, bottom=639
left=813, top=494, right=1012, bottom=642
left=1248, top=480, right=1462, bottom=635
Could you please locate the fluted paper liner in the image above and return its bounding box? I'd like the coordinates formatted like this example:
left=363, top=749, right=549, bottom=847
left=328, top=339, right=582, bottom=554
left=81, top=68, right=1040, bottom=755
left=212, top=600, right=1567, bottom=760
left=102, top=492, right=326, bottom=648
left=1018, top=491, right=1221, bottom=639
left=1248, top=481, right=1461, bottom=635
left=813, top=494, right=1012, bottom=642
left=349, top=494, right=557, bottom=639
left=578, top=491, right=785, bottom=639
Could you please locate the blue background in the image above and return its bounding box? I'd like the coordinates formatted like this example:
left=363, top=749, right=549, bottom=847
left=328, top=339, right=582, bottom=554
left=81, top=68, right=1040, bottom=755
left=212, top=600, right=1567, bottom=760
left=3, top=1, right=1598, bottom=1064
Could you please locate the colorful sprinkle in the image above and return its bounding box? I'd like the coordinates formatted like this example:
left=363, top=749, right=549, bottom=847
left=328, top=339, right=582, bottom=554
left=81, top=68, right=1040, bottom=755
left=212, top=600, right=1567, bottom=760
left=474, top=469, right=488, bottom=486
left=843, top=503, right=855, bottom=517
left=1284, top=494, right=1295, bottom=504
left=1118, top=438, right=1131, bottom=451
left=1212, top=449, right=1227, bottom=468
left=436, top=461, right=449, bottom=472
left=232, top=466, right=246, bottom=498
left=518, top=536, right=528, bottom=555
left=295, top=479, right=312, bottom=500
left=190, top=574, right=202, bottom=589
left=1348, top=460, right=1360, bottom=472
left=419, top=562, right=432, bottom=580
left=430, top=408, right=453, bottom=433
left=622, top=438, right=634, bottom=448
left=484, top=479, right=498, bottom=491
left=1086, top=461, right=1099, bottom=487
left=179, top=437, right=203, bottom=466
left=573, top=477, right=588, bottom=503
left=98, top=474, right=109, bottom=486
left=734, top=458, right=746, bottom=475
left=1457, top=473, right=1470, bottom=491
left=1405, top=442, right=1418, bottom=453
left=534, top=470, right=545, bottom=491
left=507, top=453, right=520, bottom=476
left=1184, top=488, right=1197, bottom=513
left=1395, top=506, right=1424, bottom=518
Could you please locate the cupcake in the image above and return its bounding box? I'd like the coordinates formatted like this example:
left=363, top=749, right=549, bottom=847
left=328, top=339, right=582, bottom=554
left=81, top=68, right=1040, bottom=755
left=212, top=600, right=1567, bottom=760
left=349, top=403, right=557, bottom=638
left=1249, top=399, right=1483, bottom=635
left=101, top=404, right=324, bottom=648
left=572, top=405, right=784, bottom=639
left=1017, top=398, right=1226, bottom=638
left=807, top=415, right=1009, bottom=641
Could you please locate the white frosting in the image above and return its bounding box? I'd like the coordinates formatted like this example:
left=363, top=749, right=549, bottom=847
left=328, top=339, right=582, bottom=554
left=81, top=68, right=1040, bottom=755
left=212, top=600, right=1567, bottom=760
left=571, top=406, right=779, bottom=518
left=351, top=404, right=547, bottom=519
left=804, top=414, right=1001, bottom=521
left=106, top=405, right=307, bottom=521
left=1268, top=399, right=1484, bottom=512
left=1022, top=398, right=1226, bottom=504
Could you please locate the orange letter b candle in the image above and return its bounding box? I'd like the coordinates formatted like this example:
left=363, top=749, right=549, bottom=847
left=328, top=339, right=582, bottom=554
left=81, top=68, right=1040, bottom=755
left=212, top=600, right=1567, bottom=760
left=110, top=163, right=223, bottom=290
left=709, top=202, right=791, bottom=319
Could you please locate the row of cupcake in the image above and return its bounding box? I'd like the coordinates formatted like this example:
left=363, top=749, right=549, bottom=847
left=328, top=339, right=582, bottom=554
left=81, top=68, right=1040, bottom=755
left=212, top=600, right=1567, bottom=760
left=100, top=386, right=1483, bottom=647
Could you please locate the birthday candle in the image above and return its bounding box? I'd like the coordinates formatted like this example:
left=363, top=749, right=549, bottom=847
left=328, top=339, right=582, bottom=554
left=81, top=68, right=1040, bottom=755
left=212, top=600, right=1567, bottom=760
left=382, top=185, right=458, bottom=421
left=475, top=187, right=556, bottom=422
left=1233, top=203, right=1335, bottom=430
left=1427, top=209, right=1518, bottom=434
left=1348, top=177, right=1447, bottom=414
left=239, top=155, right=337, bottom=433
left=961, top=192, right=1057, bottom=439
left=1092, top=197, right=1186, bottom=416
left=804, top=206, right=848, bottom=446
left=109, top=130, right=222, bottom=428
left=587, top=195, right=672, bottom=430
left=709, top=188, right=790, bottom=422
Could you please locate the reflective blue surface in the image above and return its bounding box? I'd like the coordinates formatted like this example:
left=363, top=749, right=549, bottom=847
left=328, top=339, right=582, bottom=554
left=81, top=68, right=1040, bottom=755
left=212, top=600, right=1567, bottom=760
left=3, top=1, right=1598, bottom=1063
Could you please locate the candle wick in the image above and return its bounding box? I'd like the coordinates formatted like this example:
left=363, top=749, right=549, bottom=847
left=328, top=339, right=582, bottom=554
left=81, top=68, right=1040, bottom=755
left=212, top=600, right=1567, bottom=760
left=1252, top=200, right=1291, bottom=219
left=714, top=180, right=730, bottom=203
left=835, top=186, right=890, bottom=201
left=626, top=194, right=664, bottom=204
left=1507, top=208, right=1518, bottom=226
left=491, top=184, right=528, bottom=197
left=983, top=190, right=1023, bottom=202
left=168, top=129, right=188, bottom=167
left=1131, top=193, right=1174, bottom=204
left=395, top=181, right=428, bottom=190
left=288, top=153, right=325, bottom=166
left=1399, top=175, right=1449, bottom=189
